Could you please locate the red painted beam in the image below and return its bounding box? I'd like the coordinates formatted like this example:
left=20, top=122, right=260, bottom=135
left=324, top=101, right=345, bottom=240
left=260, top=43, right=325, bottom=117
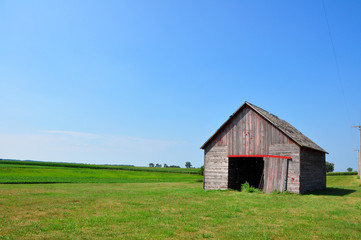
left=228, top=155, right=291, bottom=159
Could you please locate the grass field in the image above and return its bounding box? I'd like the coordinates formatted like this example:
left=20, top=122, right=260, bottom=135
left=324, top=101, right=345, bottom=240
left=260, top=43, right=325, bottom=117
left=0, top=163, right=201, bottom=184
left=1, top=164, right=361, bottom=239
left=0, top=160, right=200, bottom=174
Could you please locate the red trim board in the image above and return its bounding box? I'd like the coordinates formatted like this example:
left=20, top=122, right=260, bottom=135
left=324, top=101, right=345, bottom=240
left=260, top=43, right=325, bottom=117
left=228, top=155, right=291, bottom=159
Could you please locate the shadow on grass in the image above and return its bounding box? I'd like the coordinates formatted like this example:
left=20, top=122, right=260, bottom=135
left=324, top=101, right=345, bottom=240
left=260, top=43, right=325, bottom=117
left=304, top=187, right=356, bottom=196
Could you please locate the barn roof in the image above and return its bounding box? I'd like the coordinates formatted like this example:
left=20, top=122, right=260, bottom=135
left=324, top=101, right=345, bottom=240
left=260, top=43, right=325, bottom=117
left=200, top=101, right=327, bottom=153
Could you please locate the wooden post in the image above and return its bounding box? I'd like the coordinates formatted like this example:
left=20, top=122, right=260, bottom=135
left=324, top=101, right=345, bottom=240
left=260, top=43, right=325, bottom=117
left=351, top=126, right=361, bottom=177
left=355, top=149, right=360, bottom=177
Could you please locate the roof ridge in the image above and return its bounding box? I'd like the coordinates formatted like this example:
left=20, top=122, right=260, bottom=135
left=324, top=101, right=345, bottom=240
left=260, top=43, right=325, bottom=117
left=245, top=102, right=326, bottom=153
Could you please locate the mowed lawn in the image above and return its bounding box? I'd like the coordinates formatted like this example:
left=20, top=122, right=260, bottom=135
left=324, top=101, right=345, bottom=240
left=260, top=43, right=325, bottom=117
left=0, top=165, right=361, bottom=239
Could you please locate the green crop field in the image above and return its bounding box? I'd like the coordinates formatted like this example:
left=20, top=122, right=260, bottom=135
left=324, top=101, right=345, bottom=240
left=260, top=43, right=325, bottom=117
left=0, top=160, right=200, bottom=174
left=0, top=163, right=201, bottom=184
left=0, top=163, right=360, bottom=239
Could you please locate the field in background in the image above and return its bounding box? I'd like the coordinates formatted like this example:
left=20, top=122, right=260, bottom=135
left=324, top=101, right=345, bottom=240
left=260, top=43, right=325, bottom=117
left=0, top=159, right=199, bottom=174
left=0, top=162, right=201, bottom=184
left=0, top=164, right=360, bottom=239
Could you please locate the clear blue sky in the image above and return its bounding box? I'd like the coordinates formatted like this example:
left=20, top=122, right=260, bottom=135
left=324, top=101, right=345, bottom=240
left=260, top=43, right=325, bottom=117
left=1, top=1, right=361, bottom=171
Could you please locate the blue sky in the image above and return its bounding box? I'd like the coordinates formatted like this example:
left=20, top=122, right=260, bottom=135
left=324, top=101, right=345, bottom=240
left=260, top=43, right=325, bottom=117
left=1, top=1, right=361, bottom=170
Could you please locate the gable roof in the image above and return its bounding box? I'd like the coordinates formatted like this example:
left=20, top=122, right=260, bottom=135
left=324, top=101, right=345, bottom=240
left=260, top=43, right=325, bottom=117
left=200, top=101, right=327, bottom=153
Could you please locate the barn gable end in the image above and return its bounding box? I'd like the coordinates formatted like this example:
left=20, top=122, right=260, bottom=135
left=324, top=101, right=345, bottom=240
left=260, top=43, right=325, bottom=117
left=201, top=102, right=326, bottom=194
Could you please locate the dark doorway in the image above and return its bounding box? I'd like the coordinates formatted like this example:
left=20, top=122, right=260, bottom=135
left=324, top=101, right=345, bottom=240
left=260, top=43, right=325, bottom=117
left=228, top=157, right=264, bottom=190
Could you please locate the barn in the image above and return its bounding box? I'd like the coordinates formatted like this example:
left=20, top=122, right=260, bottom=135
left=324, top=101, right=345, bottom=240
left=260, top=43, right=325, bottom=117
left=200, top=102, right=327, bottom=194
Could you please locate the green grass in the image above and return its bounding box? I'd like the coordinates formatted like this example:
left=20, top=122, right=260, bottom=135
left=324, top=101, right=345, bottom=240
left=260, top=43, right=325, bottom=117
left=0, top=163, right=202, bottom=184
left=327, top=171, right=358, bottom=176
left=0, top=165, right=360, bottom=239
left=326, top=175, right=360, bottom=187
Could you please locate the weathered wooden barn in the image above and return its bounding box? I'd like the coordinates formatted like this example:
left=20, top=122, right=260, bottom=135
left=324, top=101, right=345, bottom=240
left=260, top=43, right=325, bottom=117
left=201, top=102, right=327, bottom=194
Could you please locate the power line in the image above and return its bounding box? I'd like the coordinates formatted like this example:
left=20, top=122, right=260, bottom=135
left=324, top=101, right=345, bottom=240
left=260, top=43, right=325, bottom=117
left=322, top=0, right=352, bottom=125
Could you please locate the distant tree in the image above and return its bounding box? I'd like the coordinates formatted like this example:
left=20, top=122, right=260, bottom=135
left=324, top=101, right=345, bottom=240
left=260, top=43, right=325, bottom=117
left=155, top=163, right=162, bottom=168
left=199, top=166, right=204, bottom=176
left=326, top=161, right=334, bottom=173
left=164, top=164, right=168, bottom=168
left=347, top=167, right=353, bottom=172
left=149, top=163, right=154, bottom=168
left=185, top=162, right=192, bottom=168
left=169, top=165, right=180, bottom=168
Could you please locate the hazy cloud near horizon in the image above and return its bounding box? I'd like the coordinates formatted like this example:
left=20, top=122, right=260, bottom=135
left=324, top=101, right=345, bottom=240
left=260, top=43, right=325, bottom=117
left=0, top=131, right=187, bottom=166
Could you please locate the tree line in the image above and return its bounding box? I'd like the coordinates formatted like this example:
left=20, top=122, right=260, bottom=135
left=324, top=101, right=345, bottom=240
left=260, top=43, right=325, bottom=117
left=149, top=162, right=193, bottom=168
left=326, top=161, right=354, bottom=173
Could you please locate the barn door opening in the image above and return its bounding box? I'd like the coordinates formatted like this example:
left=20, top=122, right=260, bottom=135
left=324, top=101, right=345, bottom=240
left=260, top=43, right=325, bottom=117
left=228, top=157, right=264, bottom=190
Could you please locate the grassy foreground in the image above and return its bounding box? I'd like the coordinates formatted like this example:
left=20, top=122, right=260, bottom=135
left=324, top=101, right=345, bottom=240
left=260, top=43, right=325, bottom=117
left=0, top=167, right=361, bottom=239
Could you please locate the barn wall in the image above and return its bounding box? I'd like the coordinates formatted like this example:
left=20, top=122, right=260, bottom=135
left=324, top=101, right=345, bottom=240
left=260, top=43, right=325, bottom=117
left=269, top=144, right=300, bottom=193
left=300, top=148, right=326, bottom=193
left=206, top=106, right=296, bottom=156
left=204, top=146, right=228, bottom=190
left=203, top=106, right=301, bottom=192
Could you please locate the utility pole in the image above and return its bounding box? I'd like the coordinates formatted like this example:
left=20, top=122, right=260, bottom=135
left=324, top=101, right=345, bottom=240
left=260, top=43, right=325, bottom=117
left=351, top=125, right=361, bottom=177
left=354, top=149, right=359, bottom=175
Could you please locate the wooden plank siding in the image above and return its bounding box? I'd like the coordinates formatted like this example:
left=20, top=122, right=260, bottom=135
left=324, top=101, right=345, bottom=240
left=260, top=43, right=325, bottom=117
left=205, top=106, right=296, bottom=156
left=269, top=144, right=300, bottom=193
left=300, top=148, right=326, bottom=193
left=204, top=106, right=302, bottom=192
left=203, top=103, right=325, bottom=194
left=264, top=157, right=288, bottom=193
left=204, top=146, right=228, bottom=190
